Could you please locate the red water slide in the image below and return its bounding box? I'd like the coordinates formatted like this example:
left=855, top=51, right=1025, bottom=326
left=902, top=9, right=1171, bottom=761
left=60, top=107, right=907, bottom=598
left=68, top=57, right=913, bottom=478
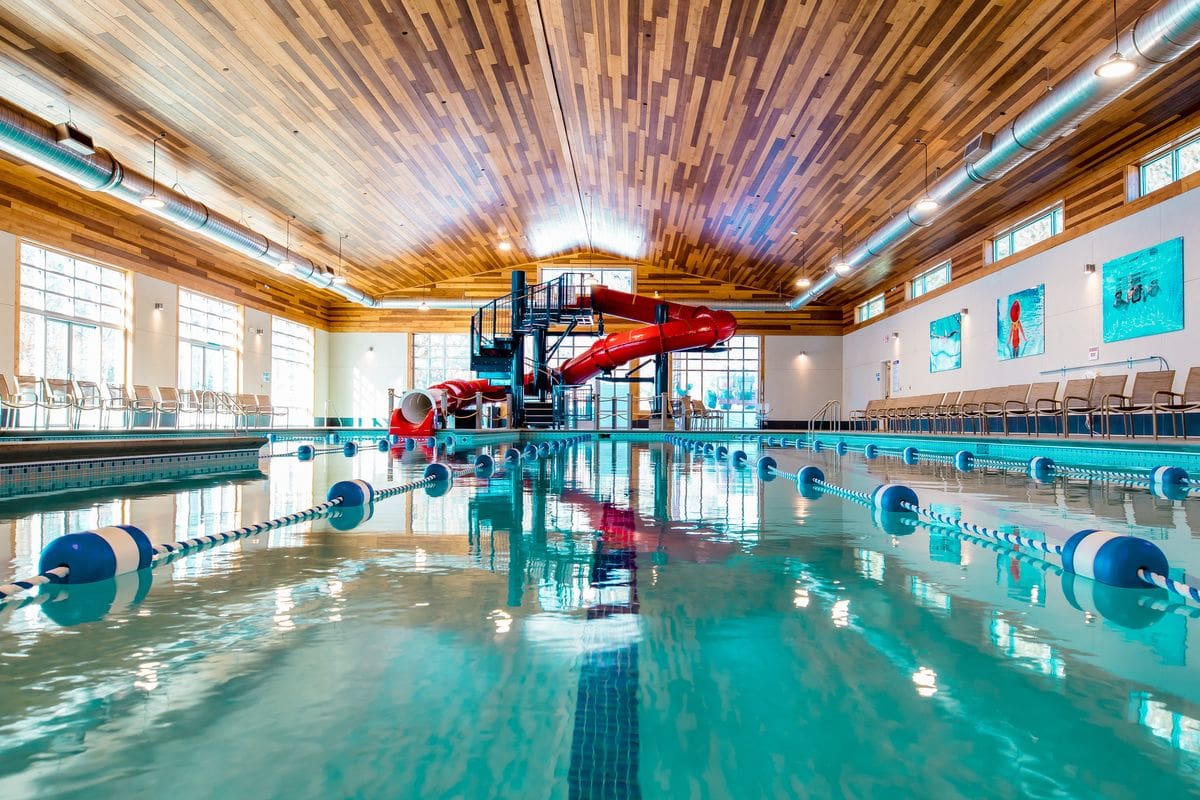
left=389, top=287, right=737, bottom=436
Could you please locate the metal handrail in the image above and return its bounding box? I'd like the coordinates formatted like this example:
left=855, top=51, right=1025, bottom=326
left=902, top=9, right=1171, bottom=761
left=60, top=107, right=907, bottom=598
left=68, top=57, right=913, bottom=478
left=1039, top=355, right=1170, bottom=376
left=809, top=399, right=841, bottom=432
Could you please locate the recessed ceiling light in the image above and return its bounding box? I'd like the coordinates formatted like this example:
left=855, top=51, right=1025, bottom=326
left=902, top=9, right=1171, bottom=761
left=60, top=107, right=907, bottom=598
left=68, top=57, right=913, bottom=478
left=497, top=241, right=513, bottom=252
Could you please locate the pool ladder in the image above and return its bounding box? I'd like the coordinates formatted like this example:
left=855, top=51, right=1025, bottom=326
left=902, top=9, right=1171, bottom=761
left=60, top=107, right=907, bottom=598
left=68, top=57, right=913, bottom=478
left=809, top=399, right=841, bottom=432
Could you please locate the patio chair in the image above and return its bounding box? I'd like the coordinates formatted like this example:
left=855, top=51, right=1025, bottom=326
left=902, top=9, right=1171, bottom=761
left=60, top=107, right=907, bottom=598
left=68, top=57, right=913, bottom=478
left=1151, top=366, right=1200, bottom=439
left=1063, top=374, right=1127, bottom=437
left=72, top=380, right=105, bottom=429
left=1101, top=370, right=1175, bottom=438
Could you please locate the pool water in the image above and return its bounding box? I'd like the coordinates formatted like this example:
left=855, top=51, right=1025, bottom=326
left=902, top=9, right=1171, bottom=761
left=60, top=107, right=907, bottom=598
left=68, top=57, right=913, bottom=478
left=2, top=439, right=1199, bottom=799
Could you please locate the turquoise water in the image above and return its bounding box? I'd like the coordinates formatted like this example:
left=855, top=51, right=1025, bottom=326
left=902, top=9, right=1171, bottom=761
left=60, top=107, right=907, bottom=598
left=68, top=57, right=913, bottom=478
left=2, top=439, right=1200, bottom=798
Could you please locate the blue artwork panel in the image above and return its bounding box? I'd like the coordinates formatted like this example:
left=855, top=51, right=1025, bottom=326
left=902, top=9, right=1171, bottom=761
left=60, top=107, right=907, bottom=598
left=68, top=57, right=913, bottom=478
left=996, top=284, right=1045, bottom=361
left=929, top=313, right=962, bottom=373
left=1102, top=237, right=1184, bottom=343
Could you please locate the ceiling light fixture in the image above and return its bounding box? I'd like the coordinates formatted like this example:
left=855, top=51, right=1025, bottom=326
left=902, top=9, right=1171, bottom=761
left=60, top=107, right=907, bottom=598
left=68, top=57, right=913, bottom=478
left=1095, top=0, right=1136, bottom=79
left=278, top=215, right=297, bottom=272
left=913, top=138, right=938, bottom=213
left=140, top=132, right=167, bottom=209
left=498, top=240, right=513, bottom=252
left=333, top=233, right=349, bottom=284
left=832, top=222, right=851, bottom=276
left=417, top=262, right=431, bottom=311
left=795, top=241, right=812, bottom=289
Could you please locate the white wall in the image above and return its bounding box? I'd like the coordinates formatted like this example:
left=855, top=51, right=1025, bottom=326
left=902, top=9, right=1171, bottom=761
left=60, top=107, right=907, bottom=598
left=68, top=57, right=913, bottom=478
left=764, top=335, right=843, bottom=422
left=326, top=331, right=409, bottom=425
left=131, top=273, right=178, bottom=387
left=313, top=328, right=330, bottom=421
left=243, top=306, right=272, bottom=397
left=843, top=186, right=1200, bottom=411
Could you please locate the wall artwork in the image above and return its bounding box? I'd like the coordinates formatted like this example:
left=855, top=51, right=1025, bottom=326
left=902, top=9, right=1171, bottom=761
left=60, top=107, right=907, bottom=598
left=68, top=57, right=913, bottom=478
left=929, top=313, right=962, bottom=373
left=996, top=284, right=1045, bottom=361
left=1102, top=237, right=1184, bottom=343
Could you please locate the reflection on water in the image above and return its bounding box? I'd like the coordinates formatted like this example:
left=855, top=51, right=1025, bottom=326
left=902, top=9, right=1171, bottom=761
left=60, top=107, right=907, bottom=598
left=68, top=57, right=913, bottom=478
left=0, top=440, right=1198, bottom=798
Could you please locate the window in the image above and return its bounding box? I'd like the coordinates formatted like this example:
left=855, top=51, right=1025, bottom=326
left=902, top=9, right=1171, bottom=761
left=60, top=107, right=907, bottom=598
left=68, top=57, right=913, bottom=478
left=856, top=294, right=885, bottom=323
left=672, top=335, right=761, bottom=428
left=413, top=333, right=471, bottom=390
left=178, top=289, right=241, bottom=393
left=541, top=266, right=634, bottom=293
left=910, top=261, right=951, bottom=299
left=1140, top=131, right=1200, bottom=195
left=271, top=317, right=314, bottom=423
left=18, top=243, right=128, bottom=385
left=992, top=205, right=1063, bottom=261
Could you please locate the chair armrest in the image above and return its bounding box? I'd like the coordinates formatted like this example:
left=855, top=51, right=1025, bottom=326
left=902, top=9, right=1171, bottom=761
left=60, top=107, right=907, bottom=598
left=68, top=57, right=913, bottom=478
left=1062, top=394, right=1091, bottom=410
left=1034, top=398, right=1060, bottom=412
left=1002, top=400, right=1028, bottom=412
left=1101, top=393, right=1130, bottom=409
left=1153, top=390, right=1182, bottom=404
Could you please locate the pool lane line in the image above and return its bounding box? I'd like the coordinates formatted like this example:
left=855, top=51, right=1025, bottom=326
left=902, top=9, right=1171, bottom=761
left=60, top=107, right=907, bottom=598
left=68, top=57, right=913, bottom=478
left=670, top=437, right=1200, bottom=608
left=0, top=470, right=448, bottom=604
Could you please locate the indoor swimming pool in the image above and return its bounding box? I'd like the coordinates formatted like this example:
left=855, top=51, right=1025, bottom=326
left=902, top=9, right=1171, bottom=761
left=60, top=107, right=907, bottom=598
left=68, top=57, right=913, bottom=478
left=2, top=435, right=1199, bottom=799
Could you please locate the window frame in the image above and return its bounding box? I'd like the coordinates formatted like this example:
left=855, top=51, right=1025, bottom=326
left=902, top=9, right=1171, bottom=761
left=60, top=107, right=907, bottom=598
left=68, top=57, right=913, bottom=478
left=991, top=204, right=1064, bottom=262
left=855, top=293, right=885, bottom=324
left=270, top=316, right=315, bottom=422
left=670, top=334, right=762, bottom=429
left=412, top=332, right=472, bottom=391
left=1138, top=130, right=1200, bottom=196
left=177, top=288, right=243, bottom=394
left=910, top=260, right=951, bottom=300
left=17, top=241, right=129, bottom=385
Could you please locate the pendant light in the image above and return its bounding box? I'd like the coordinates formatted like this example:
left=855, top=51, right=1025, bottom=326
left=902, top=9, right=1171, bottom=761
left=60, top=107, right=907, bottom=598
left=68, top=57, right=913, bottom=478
left=418, top=264, right=430, bottom=311
left=913, top=138, right=939, bottom=213
left=831, top=222, right=851, bottom=277
left=139, top=133, right=167, bottom=210
left=277, top=215, right=296, bottom=272
left=332, top=234, right=349, bottom=285
left=1095, top=0, right=1136, bottom=79
left=795, top=242, right=812, bottom=289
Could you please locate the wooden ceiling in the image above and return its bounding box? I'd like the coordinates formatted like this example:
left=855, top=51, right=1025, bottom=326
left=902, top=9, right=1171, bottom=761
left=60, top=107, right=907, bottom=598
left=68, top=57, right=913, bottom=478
left=0, top=0, right=1199, bottom=309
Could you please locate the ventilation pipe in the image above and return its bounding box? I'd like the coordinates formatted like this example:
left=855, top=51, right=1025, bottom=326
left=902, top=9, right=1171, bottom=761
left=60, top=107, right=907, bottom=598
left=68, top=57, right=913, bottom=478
left=0, top=98, right=388, bottom=306
left=789, top=0, right=1200, bottom=309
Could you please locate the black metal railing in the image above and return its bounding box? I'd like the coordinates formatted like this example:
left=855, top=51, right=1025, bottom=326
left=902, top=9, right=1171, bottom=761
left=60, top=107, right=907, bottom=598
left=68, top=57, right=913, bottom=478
left=469, top=273, right=596, bottom=365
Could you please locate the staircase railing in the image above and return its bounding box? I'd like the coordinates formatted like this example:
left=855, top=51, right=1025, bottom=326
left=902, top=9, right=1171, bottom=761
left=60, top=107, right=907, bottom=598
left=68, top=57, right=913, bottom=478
left=469, top=273, right=595, bottom=365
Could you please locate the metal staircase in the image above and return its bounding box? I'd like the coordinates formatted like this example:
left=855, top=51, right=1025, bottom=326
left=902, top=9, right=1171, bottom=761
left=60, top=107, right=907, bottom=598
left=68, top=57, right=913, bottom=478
left=469, top=273, right=595, bottom=378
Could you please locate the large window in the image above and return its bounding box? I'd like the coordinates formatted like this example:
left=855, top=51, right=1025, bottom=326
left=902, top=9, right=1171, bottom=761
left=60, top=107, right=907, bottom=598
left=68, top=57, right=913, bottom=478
left=672, top=335, right=761, bottom=428
left=18, top=243, right=128, bottom=385
left=541, top=266, right=634, bottom=293
left=271, top=317, right=314, bottom=422
left=178, top=290, right=241, bottom=393
left=855, top=294, right=885, bottom=324
left=412, top=333, right=471, bottom=390
left=910, top=260, right=951, bottom=299
left=1140, top=131, right=1200, bottom=195
left=992, top=205, right=1063, bottom=261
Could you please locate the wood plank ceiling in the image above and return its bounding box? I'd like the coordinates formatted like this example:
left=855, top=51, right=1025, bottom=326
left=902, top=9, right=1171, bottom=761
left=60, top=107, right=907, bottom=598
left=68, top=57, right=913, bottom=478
left=0, top=0, right=1198, bottom=310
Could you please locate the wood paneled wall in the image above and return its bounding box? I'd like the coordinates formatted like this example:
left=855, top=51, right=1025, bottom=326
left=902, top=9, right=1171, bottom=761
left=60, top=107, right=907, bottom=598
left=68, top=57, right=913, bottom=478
left=325, top=252, right=842, bottom=335
left=0, top=154, right=332, bottom=327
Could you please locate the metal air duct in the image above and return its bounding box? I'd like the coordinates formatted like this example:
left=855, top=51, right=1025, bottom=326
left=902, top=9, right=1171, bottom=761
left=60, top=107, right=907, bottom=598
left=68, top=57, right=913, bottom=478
left=788, top=0, right=1200, bottom=309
